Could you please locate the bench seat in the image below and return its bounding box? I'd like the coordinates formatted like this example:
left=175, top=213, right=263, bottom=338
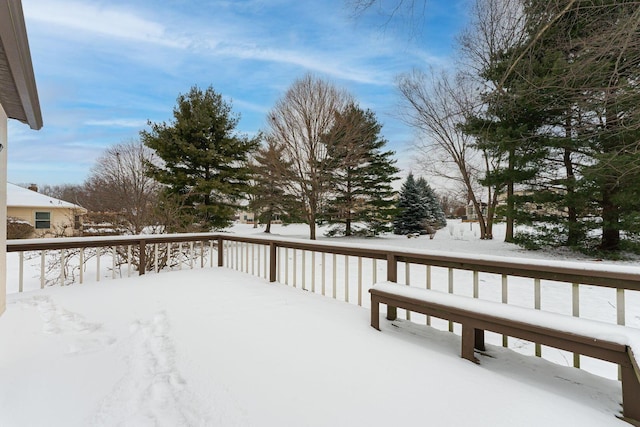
left=369, top=282, right=640, bottom=425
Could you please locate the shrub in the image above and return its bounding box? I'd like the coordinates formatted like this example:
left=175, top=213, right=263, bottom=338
left=7, top=217, right=34, bottom=239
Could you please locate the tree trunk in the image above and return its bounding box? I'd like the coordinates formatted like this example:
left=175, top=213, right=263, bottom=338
left=505, top=148, right=515, bottom=243
left=472, top=200, right=489, bottom=239
left=487, top=189, right=500, bottom=240
left=345, top=177, right=352, bottom=236
left=308, top=212, right=317, bottom=240
left=600, top=90, right=621, bottom=251
left=563, top=147, right=580, bottom=247
left=264, top=212, right=272, bottom=234
left=600, top=186, right=620, bottom=251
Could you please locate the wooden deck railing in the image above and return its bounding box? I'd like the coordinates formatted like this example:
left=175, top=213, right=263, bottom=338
left=8, top=232, right=640, bottom=373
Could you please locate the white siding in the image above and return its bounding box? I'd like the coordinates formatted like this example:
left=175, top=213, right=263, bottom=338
left=1, top=105, right=7, bottom=315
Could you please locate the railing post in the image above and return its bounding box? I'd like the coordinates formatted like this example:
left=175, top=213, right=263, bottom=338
left=217, top=237, right=224, bottom=267
left=154, top=244, right=159, bottom=273
left=96, top=247, right=101, bottom=282
left=386, top=253, right=397, bottom=320
left=139, top=239, right=146, bottom=275
left=80, top=248, right=84, bottom=284
left=386, top=253, right=397, bottom=282
left=18, top=252, right=23, bottom=292
left=572, top=282, right=580, bottom=368
left=112, top=246, right=117, bottom=279
left=40, top=251, right=46, bottom=289
left=269, top=242, right=277, bottom=282
left=60, top=249, right=65, bottom=286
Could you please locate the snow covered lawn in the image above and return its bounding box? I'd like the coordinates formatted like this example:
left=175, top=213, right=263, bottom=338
left=0, top=268, right=629, bottom=426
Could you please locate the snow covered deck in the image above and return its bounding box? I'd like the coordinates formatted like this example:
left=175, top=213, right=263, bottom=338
left=0, top=268, right=631, bottom=426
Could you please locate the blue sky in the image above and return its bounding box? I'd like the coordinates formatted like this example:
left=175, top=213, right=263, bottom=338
left=8, top=0, right=470, bottom=186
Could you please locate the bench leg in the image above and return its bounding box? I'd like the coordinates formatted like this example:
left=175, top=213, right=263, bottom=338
left=475, top=328, right=485, bottom=352
left=462, top=323, right=479, bottom=364
left=621, top=363, right=640, bottom=424
left=386, top=305, right=397, bottom=321
left=371, top=297, right=380, bottom=331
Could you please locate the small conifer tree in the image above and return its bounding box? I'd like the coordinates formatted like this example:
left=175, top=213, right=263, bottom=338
left=394, top=173, right=427, bottom=235
left=416, top=177, right=447, bottom=229
left=394, top=174, right=446, bottom=235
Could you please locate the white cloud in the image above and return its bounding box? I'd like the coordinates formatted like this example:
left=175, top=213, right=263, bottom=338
left=23, top=0, right=438, bottom=87
left=23, top=0, right=187, bottom=48
left=213, top=43, right=391, bottom=86
left=85, top=119, right=148, bottom=128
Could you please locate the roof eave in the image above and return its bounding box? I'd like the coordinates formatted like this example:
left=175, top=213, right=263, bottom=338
left=0, top=0, right=42, bottom=130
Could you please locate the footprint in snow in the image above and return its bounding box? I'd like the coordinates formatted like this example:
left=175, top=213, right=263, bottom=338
left=14, top=295, right=115, bottom=354
left=89, top=311, right=216, bottom=427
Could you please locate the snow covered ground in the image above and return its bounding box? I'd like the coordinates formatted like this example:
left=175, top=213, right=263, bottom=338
left=1, top=221, right=638, bottom=426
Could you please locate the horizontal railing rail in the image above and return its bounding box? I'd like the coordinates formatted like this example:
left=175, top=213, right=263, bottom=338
left=9, top=233, right=640, bottom=289
left=209, top=234, right=640, bottom=290
left=7, top=233, right=220, bottom=252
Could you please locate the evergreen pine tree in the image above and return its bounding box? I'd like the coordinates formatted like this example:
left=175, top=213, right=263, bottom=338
left=141, top=85, right=258, bottom=231
left=323, top=105, right=399, bottom=236
left=363, top=148, right=400, bottom=235
left=249, top=139, right=299, bottom=233
left=462, top=55, right=549, bottom=243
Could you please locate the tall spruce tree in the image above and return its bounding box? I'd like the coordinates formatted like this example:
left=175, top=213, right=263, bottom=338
left=141, top=85, right=258, bottom=231
left=323, top=105, right=399, bottom=236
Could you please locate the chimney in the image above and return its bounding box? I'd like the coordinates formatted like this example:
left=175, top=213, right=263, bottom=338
left=28, top=183, right=38, bottom=192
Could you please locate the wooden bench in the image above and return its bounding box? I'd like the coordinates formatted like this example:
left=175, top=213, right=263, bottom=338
left=369, top=282, right=640, bottom=425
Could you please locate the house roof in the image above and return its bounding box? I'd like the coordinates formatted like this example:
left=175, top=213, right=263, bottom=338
left=7, top=183, right=85, bottom=211
left=0, top=0, right=42, bottom=130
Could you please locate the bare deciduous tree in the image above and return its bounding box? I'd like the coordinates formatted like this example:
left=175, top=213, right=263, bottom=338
left=397, top=69, right=501, bottom=239
left=266, top=74, right=353, bottom=240
left=348, top=0, right=427, bottom=33
left=85, top=139, right=161, bottom=234
left=457, top=0, right=526, bottom=83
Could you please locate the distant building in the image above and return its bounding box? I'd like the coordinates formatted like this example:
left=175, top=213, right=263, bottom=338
left=234, top=210, right=283, bottom=225
left=464, top=190, right=565, bottom=222
left=7, top=183, right=86, bottom=237
left=465, top=201, right=488, bottom=221
left=1, top=0, right=43, bottom=316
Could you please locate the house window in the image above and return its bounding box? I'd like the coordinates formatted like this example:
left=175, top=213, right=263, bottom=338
left=74, top=215, right=81, bottom=230
left=35, top=211, right=51, bottom=229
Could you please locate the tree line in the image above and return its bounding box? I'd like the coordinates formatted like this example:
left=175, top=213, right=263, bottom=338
left=40, top=76, right=447, bottom=241
left=357, top=0, right=640, bottom=253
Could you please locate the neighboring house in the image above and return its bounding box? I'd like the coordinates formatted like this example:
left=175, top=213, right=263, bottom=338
left=464, top=190, right=566, bottom=221
left=7, top=183, right=86, bottom=237
left=1, top=0, right=43, bottom=316
left=465, top=201, right=488, bottom=221
left=234, top=209, right=282, bottom=225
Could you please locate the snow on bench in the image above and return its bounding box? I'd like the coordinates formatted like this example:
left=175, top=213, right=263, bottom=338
left=369, top=282, right=640, bottom=425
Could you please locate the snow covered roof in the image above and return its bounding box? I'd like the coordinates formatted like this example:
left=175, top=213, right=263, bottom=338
left=7, top=183, right=85, bottom=210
